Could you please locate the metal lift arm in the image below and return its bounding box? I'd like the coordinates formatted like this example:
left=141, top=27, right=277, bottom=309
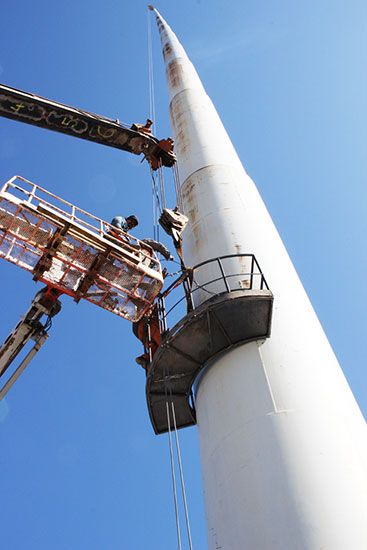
left=0, top=287, right=61, bottom=400
left=0, top=83, right=176, bottom=169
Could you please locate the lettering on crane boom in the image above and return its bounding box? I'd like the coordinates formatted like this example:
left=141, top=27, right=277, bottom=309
left=0, top=84, right=176, bottom=168
left=0, top=176, right=164, bottom=322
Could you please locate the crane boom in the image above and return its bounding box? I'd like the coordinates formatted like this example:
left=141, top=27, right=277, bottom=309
left=0, top=287, right=61, bottom=400
left=0, top=83, right=176, bottom=169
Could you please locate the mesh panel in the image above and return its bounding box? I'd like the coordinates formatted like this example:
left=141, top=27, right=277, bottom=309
left=120, top=298, right=146, bottom=322
left=0, top=204, right=58, bottom=264
left=0, top=201, right=59, bottom=249
left=57, top=238, right=99, bottom=272
left=61, top=267, right=84, bottom=292
left=101, top=290, right=128, bottom=314
left=114, top=264, right=142, bottom=293
left=0, top=236, right=13, bottom=258
left=0, top=232, right=41, bottom=271
left=5, top=242, right=24, bottom=261
left=98, top=256, right=125, bottom=282
left=85, top=281, right=109, bottom=305
left=99, top=257, right=143, bottom=294
left=138, top=276, right=161, bottom=303
left=58, top=234, right=83, bottom=261
left=75, top=244, right=99, bottom=270
left=9, top=210, right=40, bottom=241
left=20, top=246, right=41, bottom=269
left=0, top=199, right=19, bottom=231
left=34, top=220, right=57, bottom=248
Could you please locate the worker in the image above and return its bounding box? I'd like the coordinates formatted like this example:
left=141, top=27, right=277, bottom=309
left=133, top=306, right=161, bottom=370
left=105, top=214, right=139, bottom=244
left=111, top=214, right=138, bottom=233
left=131, top=118, right=153, bottom=134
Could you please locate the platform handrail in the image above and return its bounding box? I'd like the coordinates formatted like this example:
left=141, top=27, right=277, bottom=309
left=156, top=254, right=269, bottom=332
left=1, top=175, right=160, bottom=271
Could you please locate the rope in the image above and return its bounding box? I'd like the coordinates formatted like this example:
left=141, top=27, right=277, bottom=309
left=152, top=184, right=156, bottom=241
left=148, top=11, right=191, bottom=548
left=147, top=9, right=157, bottom=134
left=158, top=164, right=166, bottom=210
left=173, top=164, right=184, bottom=213
left=166, top=398, right=182, bottom=550
left=162, top=356, right=194, bottom=550
left=150, top=169, right=162, bottom=240
left=171, top=402, right=193, bottom=550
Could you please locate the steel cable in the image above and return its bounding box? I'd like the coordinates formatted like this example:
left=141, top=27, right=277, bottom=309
left=171, top=402, right=193, bottom=550
left=166, top=394, right=182, bottom=550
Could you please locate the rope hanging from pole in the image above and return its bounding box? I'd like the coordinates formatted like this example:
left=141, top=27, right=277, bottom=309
left=173, top=164, right=184, bottom=214
left=165, top=385, right=182, bottom=550
left=171, top=402, right=193, bottom=550
left=147, top=9, right=157, bottom=134
left=147, top=12, right=192, bottom=545
left=152, top=183, right=157, bottom=241
left=162, top=359, right=194, bottom=550
left=158, top=164, right=166, bottom=210
left=150, top=169, right=162, bottom=241
left=148, top=12, right=167, bottom=240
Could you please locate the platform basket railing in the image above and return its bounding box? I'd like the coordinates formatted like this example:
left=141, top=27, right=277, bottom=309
left=0, top=175, right=160, bottom=270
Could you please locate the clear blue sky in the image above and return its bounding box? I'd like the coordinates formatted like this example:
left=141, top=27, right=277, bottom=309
left=0, top=1, right=366, bottom=549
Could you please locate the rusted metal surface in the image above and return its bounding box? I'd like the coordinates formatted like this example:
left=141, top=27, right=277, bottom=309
left=0, top=83, right=176, bottom=169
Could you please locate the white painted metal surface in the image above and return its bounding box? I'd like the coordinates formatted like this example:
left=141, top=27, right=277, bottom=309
left=152, top=8, right=367, bottom=550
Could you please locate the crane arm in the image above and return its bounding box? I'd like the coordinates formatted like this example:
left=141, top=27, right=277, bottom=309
left=0, top=83, right=176, bottom=169
left=0, top=287, right=62, bottom=400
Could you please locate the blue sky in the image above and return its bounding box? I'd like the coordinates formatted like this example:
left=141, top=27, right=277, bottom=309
left=0, top=1, right=366, bottom=549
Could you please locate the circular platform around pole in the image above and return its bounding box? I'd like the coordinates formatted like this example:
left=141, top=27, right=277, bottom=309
left=146, top=289, right=273, bottom=434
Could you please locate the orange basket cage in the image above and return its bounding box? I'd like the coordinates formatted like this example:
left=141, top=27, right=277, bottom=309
left=0, top=176, right=163, bottom=322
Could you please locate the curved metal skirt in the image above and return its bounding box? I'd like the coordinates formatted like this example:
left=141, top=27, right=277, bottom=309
left=146, top=289, right=273, bottom=434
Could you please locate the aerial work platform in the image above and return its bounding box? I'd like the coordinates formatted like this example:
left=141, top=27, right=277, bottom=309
left=0, top=176, right=163, bottom=321
left=145, top=255, right=273, bottom=434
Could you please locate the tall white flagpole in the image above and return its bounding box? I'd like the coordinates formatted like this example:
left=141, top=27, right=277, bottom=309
left=151, top=8, right=367, bottom=549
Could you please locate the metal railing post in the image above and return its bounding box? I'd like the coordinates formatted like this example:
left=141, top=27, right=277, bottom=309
left=250, top=255, right=254, bottom=290
left=183, top=276, right=194, bottom=312
left=27, top=183, right=37, bottom=204
left=217, top=258, right=230, bottom=293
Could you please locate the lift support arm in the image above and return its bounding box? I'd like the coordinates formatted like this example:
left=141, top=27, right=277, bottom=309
left=0, top=83, right=176, bottom=169
left=0, top=287, right=61, bottom=401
